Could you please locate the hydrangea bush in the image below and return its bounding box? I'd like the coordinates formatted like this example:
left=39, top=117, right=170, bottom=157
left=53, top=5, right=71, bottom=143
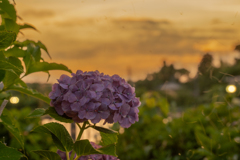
left=46, top=70, right=141, bottom=160
left=0, top=1, right=141, bottom=160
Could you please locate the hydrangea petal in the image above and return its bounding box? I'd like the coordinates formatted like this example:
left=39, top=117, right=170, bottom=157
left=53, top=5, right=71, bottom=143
left=85, top=112, right=97, bottom=119
left=120, top=103, right=130, bottom=116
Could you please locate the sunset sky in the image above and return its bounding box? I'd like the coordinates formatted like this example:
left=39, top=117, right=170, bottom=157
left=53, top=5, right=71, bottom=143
left=15, top=0, right=240, bottom=83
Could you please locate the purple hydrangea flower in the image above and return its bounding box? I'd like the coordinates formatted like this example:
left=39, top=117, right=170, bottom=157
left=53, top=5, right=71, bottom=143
left=49, top=70, right=141, bottom=128
left=56, top=142, right=119, bottom=160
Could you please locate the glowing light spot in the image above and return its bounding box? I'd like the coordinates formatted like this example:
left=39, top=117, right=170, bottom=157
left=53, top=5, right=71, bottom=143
left=226, top=85, right=237, bottom=93
left=234, top=137, right=240, bottom=143
left=10, top=97, right=19, bottom=104
left=163, top=118, right=169, bottom=124
left=169, top=135, right=172, bottom=138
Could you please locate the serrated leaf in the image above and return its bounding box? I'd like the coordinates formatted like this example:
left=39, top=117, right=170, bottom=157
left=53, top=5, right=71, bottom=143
left=100, top=132, right=118, bottom=146
left=13, top=40, right=51, bottom=59
left=45, top=107, right=74, bottom=123
left=19, top=23, right=38, bottom=32
left=74, top=140, right=117, bottom=157
left=0, top=142, right=25, bottom=160
left=26, top=62, right=72, bottom=76
left=36, top=41, right=51, bottom=59
left=4, top=47, right=26, bottom=57
left=8, top=85, right=51, bottom=104
left=0, top=109, right=24, bottom=149
left=32, top=122, right=73, bottom=152
left=91, top=126, right=118, bottom=134
left=32, top=150, right=61, bottom=160
left=0, top=30, right=16, bottom=50
left=27, top=108, right=46, bottom=118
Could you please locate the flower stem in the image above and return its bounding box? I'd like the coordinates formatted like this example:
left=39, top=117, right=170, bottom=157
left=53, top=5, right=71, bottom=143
left=66, top=151, right=70, bottom=160
left=76, top=121, right=87, bottom=141
left=76, top=123, right=81, bottom=130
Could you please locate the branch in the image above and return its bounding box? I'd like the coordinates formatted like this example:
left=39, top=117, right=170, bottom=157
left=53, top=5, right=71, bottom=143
left=0, top=100, right=8, bottom=116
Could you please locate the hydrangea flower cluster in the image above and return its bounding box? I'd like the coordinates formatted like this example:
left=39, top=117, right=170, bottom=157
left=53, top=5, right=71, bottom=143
left=49, top=70, right=141, bottom=128
left=57, top=142, right=119, bottom=160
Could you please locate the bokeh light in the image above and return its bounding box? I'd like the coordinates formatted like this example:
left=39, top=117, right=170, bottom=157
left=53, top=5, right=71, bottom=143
left=10, top=97, right=19, bottom=104
left=226, top=85, right=237, bottom=93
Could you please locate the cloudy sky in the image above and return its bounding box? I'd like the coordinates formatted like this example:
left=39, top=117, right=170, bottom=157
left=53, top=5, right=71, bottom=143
left=15, top=0, right=240, bottom=83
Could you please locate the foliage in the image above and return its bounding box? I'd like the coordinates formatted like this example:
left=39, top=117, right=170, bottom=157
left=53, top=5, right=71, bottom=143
left=116, top=91, right=240, bottom=160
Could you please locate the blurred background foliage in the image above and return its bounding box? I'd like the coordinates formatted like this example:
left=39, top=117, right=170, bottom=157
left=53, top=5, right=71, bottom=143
left=2, top=51, right=240, bottom=160
left=2, top=52, right=240, bottom=160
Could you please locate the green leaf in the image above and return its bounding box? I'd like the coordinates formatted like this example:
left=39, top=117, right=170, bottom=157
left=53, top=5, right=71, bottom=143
left=14, top=40, right=51, bottom=59
left=74, top=140, right=117, bottom=157
left=8, top=85, right=51, bottom=104
left=45, top=107, right=74, bottom=123
left=19, top=23, right=38, bottom=32
left=32, top=122, right=73, bottom=152
left=0, top=59, right=23, bottom=75
left=31, top=46, right=41, bottom=62
left=4, top=18, right=19, bottom=33
left=74, top=140, right=100, bottom=156
left=0, top=30, right=16, bottom=50
left=98, top=144, right=117, bottom=157
left=0, top=91, right=11, bottom=100
left=23, top=48, right=34, bottom=74
left=32, top=150, right=61, bottom=160
left=91, top=126, right=118, bottom=134
left=0, top=70, right=5, bottom=82
left=2, top=69, right=21, bottom=89
left=36, top=41, right=51, bottom=59
left=0, top=142, right=25, bottom=160
left=4, top=47, right=26, bottom=57
left=8, top=56, right=23, bottom=74
left=0, top=109, right=24, bottom=149
left=26, top=62, right=72, bottom=75
left=27, top=108, right=46, bottom=118
left=27, top=107, right=74, bottom=123
left=0, top=50, right=23, bottom=87
left=13, top=78, right=27, bottom=88
left=100, top=132, right=118, bottom=146
left=0, top=0, right=16, bottom=21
